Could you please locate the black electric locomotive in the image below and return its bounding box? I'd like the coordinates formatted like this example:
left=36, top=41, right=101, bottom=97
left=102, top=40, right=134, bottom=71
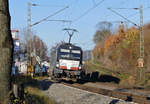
left=51, top=43, right=85, bottom=80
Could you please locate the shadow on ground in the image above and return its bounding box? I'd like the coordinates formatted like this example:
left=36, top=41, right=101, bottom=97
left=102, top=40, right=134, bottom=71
left=38, top=79, right=54, bottom=90
left=34, top=71, right=120, bottom=86
left=109, top=99, right=119, bottom=104
left=13, top=75, right=54, bottom=91
left=82, top=71, right=120, bottom=84
left=109, top=96, right=133, bottom=104
left=16, top=71, right=120, bottom=86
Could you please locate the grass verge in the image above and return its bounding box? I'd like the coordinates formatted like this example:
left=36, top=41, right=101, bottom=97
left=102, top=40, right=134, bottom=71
left=12, top=75, right=56, bottom=104
left=25, top=87, right=55, bottom=104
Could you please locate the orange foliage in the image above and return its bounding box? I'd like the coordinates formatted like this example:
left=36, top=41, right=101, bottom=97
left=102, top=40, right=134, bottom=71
left=93, top=43, right=104, bottom=59
left=104, top=26, right=139, bottom=55
left=93, top=23, right=150, bottom=73
left=104, top=35, right=115, bottom=53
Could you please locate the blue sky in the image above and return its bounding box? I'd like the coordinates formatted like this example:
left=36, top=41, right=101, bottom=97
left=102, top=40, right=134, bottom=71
left=9, top=0, right=150, bottom=50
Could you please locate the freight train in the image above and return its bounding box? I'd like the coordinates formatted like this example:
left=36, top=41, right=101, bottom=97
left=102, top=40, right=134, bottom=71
left=50, top=43, right=85, bottom=80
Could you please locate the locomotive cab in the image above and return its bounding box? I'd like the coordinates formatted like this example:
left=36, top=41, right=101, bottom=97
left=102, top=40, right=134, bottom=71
left=52, top=43, right=85, bottom=79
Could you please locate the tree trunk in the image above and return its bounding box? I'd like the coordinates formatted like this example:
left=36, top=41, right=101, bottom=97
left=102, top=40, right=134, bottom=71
left=0, top=0, right=13, bottom=103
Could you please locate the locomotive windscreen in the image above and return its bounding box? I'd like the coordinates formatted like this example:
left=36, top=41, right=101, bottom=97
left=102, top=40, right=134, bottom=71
left=70, top=50, right=81, bottom=60
left=59, top=49, right=70, bottom=58
left=59, top=48, right=81, bottom=60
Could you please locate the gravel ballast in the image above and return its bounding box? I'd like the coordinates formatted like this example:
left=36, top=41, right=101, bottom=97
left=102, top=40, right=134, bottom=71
left=44, top=82, right=137, bottom=104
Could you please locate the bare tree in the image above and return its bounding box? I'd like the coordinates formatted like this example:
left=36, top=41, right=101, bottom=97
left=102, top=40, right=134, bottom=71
left=0, top=0, right=13, bottom=103
left=50, top=41, right=65, bottom=69
left=20, top=29, right=48, bottom=64
left=20, top=28, right=34, bottom=62
left=96, top=21, right=112, bottom=31
left=32, top=35, right=48, bottom=61
left=93, top=21, right=112, bottom=44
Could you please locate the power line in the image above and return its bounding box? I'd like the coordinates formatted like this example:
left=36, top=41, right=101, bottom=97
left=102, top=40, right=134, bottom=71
left=110, top=7, right=150, bottom=10
left=52, top=0, right=77, bottom=29
left=92, top=0, right=96, bottom=6
left=108, top=8, right=138, bottom=26
left=63, top=0, right=80, bottom=28
left=31, top=4, right=67, bottom=7
left=73, top=0, right=105, bottom=23
left=108, top=6, right=150, bottom=25
left=108, top=5, right=145, bottom=67
left=109, top=7, right=139, bottom=10
left=99, top=20, right=128, bottom=23
left=126, top=11, right=139, bottom=18
left=46, top=20, right=72, bottom=23
left=113, top=6, right=150, bottom=19
left=31, top=6, right=69, bottom=27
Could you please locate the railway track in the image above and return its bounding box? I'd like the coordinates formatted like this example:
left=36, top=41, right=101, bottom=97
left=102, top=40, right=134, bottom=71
left=50, top=78, right=150, bottom=104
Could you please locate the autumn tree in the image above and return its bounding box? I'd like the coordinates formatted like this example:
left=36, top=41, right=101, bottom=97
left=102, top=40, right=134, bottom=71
left=0, top=0, right=13, bottom=103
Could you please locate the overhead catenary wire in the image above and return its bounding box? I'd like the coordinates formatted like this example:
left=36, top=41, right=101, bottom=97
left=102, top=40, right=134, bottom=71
left=46, top=20, right=72, bottom=23
left=99, top=20, right=128, bottom=23
left=110, top=7, right=150, bottom=10
left=108, top=6, right=150, bottom=25
left=108, top=8, right=138, bottom=27
left=109, top=7, right=139, bottom=10
left=112, top=6, right=150, bottom=19
left=92, top=0, right=96, bottom=6
left=73, top=0, right=106, bottom=23
left=31, top=6, right=69, bottom=27
left=31, top=4, right=67, bottom=7
left=59, top=0, right=78, bottom=29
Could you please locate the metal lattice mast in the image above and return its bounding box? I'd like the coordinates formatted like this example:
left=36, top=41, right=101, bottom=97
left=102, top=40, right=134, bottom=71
left=28, top=1, right=31, bottom=34
left=28, top=1, right=31, bottom=64
left=140, top=5, right=144, bottom=59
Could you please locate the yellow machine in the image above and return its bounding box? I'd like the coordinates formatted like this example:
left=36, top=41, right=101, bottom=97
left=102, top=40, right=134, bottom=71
left=27, top=64, right=34, bottom=75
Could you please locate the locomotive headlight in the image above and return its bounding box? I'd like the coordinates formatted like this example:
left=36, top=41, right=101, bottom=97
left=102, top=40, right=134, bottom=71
left=79, top=65, right=82, bottom=70
left=56, top=63, right=59, bottom=68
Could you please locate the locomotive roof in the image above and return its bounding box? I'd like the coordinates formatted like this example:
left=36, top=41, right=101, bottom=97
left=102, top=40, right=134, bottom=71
left=57, top=43, right=82, bottom=50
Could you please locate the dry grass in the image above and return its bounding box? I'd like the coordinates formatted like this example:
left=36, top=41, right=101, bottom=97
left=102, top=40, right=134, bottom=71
left=25, top=87, right=55, bottom=104
left=12, top=75, right=56, bottom=104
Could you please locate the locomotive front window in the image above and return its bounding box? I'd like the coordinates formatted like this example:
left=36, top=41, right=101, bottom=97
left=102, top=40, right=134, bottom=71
left=59, top=52, right=81, bottom=60
left=59, top=52, right=70, bottom=58
left=60, top=49, right=70, bottom=53
left=72, top=50, right=81, bottom=54
left=71, top=50, right=81, bottom=60
left=70, top=53, right=81, bottom=60
left=59, top=48, right=81, bottom=60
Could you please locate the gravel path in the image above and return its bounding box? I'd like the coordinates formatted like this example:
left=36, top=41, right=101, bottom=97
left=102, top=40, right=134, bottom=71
left=42, top=80, right=137, bottom=104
